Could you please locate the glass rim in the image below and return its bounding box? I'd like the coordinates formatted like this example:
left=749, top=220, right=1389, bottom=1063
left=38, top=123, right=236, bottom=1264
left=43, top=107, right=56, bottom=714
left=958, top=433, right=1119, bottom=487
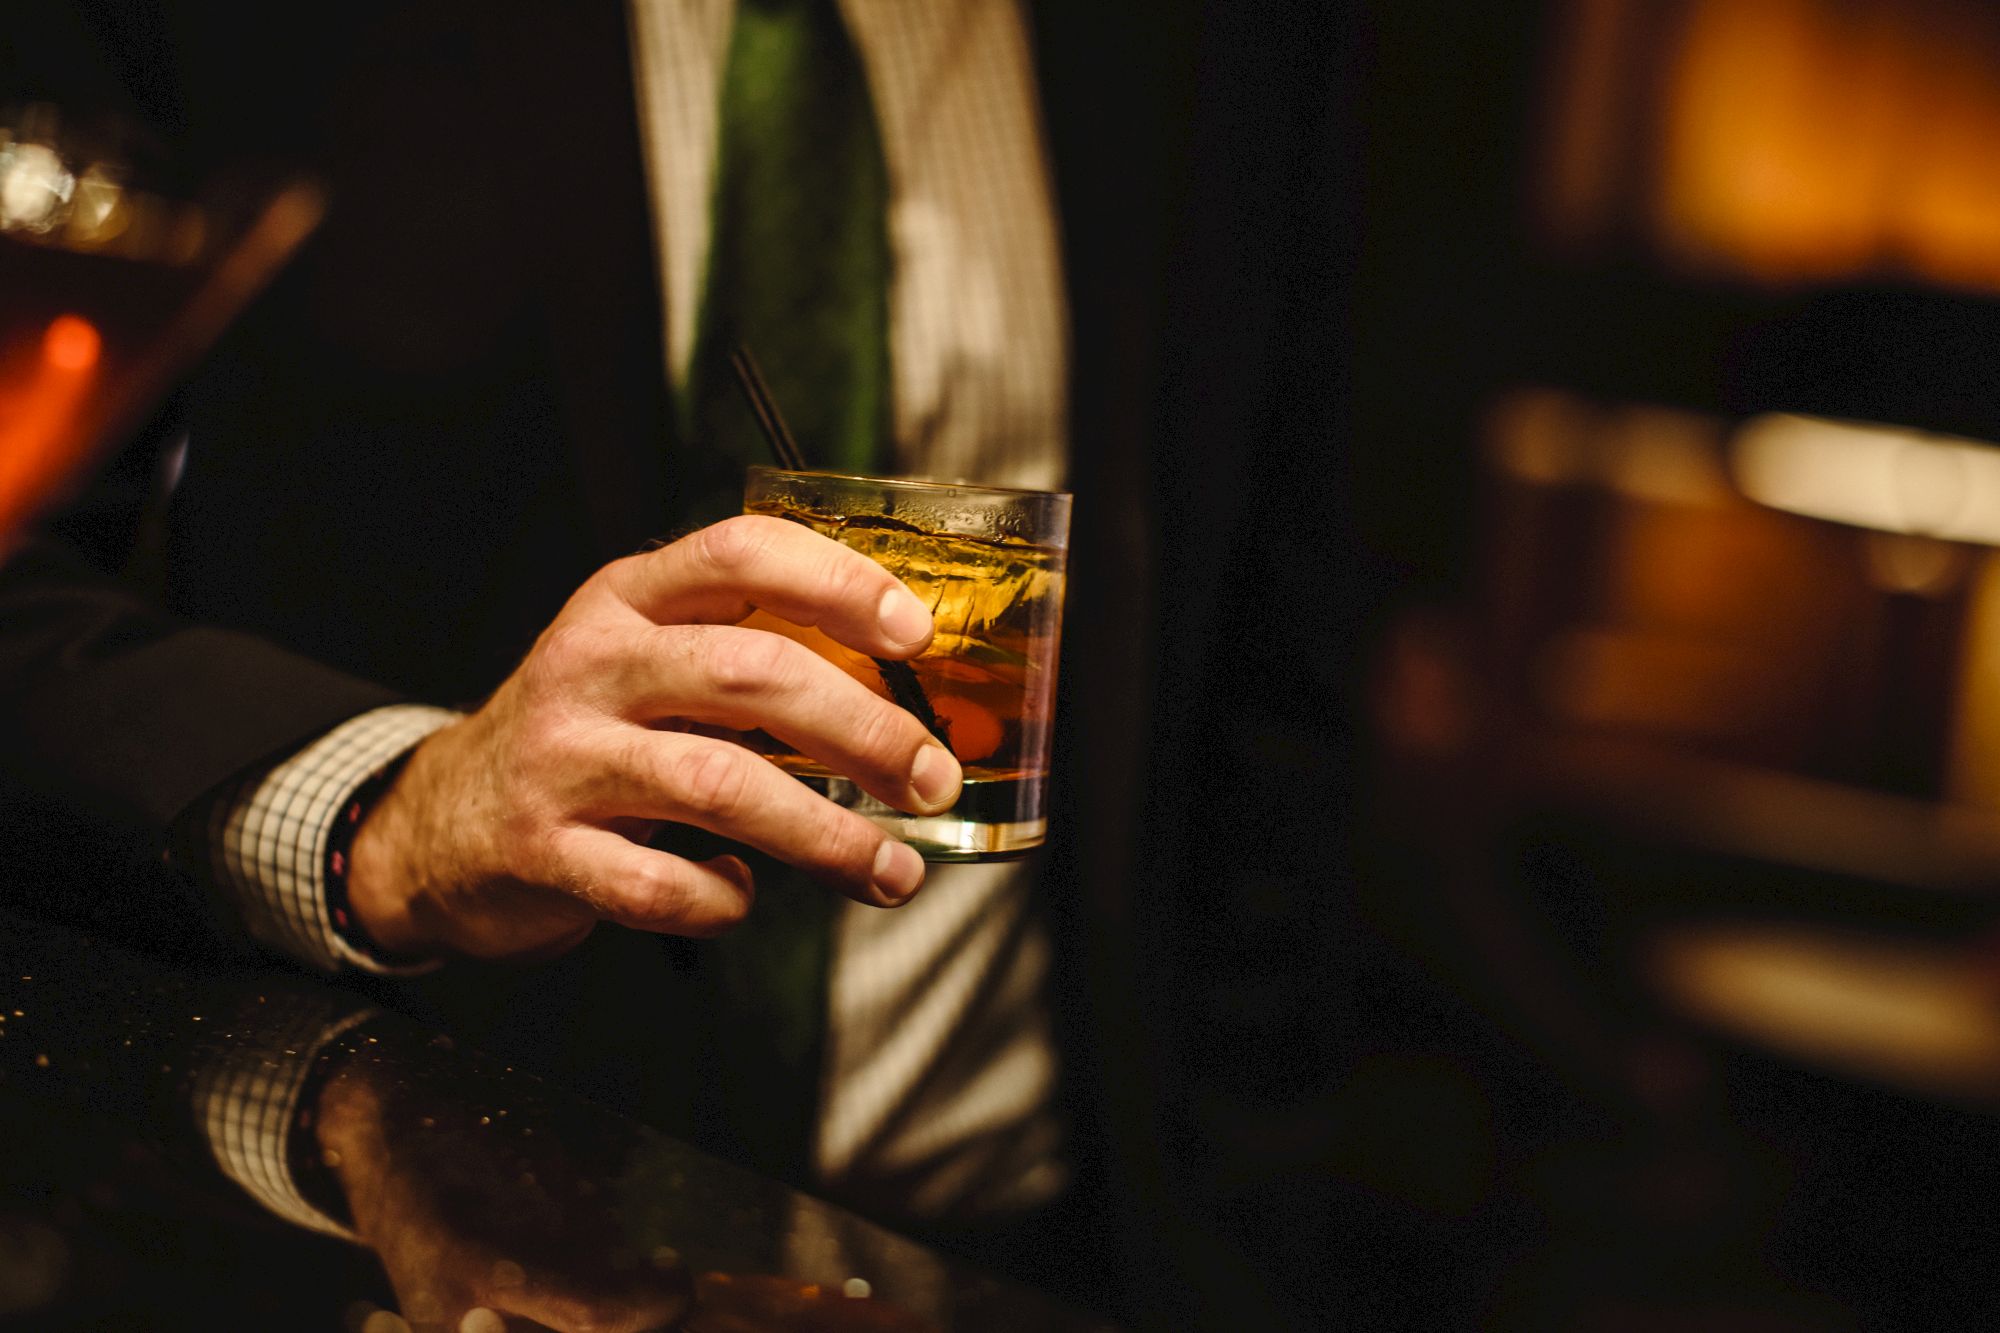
left=746, top=464, right=1071, bottom=504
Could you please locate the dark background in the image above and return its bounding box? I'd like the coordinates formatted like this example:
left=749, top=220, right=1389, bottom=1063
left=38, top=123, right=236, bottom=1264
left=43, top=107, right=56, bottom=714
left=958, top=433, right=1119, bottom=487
left=1147, top=2, right=2000, bottom=1330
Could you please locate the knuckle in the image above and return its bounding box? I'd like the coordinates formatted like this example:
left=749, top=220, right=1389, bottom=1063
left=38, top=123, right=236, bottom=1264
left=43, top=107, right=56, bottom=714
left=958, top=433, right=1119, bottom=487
left=532, top=619, right=612, bottom=686
left=499, top=802, right=560, bottom=870
left=821, top=545, right=888, bottom=608
left=698, top=628, right=794, bottom=697
left=669, top=742, right=753, bottom=822
left=850, top=700, right=916, bottom=768
left=816, top=805, right=880, bottom=877
left=692, top=515, right=772, bottom=578
left=516, top=711, right=596, bottom=779
left=624, top=858, right=695, bottom=927
left=608, top=726, right=661, bottom=793
left=592, top=547, right=673, bottom=611
left=580, top=556, right=634, bottom=602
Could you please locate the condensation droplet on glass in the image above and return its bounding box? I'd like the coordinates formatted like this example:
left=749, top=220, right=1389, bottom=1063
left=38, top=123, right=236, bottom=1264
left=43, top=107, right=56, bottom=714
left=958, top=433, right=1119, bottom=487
left=360, top=1309, right=412, bottom=1333
left=843, top=1277, right=872, bottom=1299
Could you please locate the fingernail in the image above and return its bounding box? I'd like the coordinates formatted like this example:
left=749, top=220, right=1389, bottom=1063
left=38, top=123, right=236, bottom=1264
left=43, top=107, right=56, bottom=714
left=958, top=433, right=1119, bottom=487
left=909, top=743, right=962, bottom=811
left=878, top=586, right=931, bottom=648
left=872, top=839, right=925, bottom=901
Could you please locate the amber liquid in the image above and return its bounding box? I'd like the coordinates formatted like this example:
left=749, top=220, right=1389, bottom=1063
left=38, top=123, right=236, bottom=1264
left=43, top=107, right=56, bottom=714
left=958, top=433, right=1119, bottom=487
left=741, top=499, right=1067, bottom=859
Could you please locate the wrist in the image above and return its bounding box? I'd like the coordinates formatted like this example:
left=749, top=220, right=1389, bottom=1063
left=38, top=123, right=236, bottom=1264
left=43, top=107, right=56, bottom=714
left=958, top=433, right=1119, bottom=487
left=343, top=738, right=445, bottom=961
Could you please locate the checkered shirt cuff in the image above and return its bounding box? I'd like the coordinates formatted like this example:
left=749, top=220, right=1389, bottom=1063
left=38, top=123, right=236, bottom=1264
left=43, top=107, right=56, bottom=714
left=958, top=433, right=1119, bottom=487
left=187, top=993, right=378, bottom=1241
left=203, top=704, right=461, bottom=975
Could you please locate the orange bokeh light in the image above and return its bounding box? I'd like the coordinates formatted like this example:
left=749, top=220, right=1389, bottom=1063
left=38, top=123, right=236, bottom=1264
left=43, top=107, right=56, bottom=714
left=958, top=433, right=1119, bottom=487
left=0, top=314, right=106, bottom=546
left=41, top=315, right=101, bottom=372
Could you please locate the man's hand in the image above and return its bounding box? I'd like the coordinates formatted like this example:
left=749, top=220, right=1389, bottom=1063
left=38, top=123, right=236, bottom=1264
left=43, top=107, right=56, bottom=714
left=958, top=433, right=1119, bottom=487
left=345, top=515, right=962, bottom=962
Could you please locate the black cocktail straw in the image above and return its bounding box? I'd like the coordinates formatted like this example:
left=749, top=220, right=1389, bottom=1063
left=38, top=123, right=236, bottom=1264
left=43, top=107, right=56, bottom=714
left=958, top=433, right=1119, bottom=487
left=729, top=345, right=807, bottom=470
left=727, top=344, right=952, bottom=753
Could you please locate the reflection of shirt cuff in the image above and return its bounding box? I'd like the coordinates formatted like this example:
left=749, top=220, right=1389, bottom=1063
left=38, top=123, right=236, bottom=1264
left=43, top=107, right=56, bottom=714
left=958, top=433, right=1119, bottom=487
left=200, top=704, right=460, bottom=975
left=187, top=991, right=378, bottom=1241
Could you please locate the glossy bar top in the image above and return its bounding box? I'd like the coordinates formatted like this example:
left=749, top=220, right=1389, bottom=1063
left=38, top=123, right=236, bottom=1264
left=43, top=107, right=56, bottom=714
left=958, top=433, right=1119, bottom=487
left=0, top=909, right=1116, bottom=1331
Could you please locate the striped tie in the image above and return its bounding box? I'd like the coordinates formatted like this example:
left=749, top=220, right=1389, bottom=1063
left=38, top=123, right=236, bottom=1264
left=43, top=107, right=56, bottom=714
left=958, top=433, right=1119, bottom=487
left=681, top=0, right=894, bottom=526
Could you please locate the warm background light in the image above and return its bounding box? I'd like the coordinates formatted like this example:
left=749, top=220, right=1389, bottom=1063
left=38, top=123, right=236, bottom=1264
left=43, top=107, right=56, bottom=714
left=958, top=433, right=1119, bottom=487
left=1650, top=921, right=2000, bottom=1099
left=1540, top=0, right=2000, bottom=291
left=1731, top=414, right=2000, bottom=545
left=40, top=314, right=99, bottom=372
left=0, top=314, right=102, bottom=547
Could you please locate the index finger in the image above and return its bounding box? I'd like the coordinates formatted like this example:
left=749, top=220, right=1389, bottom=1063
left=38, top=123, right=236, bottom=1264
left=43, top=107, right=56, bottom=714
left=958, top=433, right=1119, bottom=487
left=602, top=515, right=933, bottom=658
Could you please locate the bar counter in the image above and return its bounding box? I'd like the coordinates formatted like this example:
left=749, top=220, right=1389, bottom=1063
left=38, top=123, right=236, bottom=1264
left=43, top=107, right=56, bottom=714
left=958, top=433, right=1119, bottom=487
left=0, top=907, right=1115, bottom=1331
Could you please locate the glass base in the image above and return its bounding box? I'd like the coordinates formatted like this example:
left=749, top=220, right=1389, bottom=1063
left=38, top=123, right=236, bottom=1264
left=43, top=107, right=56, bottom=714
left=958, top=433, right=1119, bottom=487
left=801, top=774, right=1046, bottom=862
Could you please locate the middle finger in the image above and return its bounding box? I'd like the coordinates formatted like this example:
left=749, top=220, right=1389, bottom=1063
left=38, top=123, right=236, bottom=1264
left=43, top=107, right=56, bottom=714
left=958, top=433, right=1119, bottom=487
left=622, top=623, right=961, bottom=815
left=592, top=729, right=929, bottom=908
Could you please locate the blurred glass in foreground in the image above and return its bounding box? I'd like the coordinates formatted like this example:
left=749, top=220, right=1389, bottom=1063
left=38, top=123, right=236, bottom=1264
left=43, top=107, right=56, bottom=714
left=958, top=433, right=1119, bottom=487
left=0, top=101, right=322, bottom=552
